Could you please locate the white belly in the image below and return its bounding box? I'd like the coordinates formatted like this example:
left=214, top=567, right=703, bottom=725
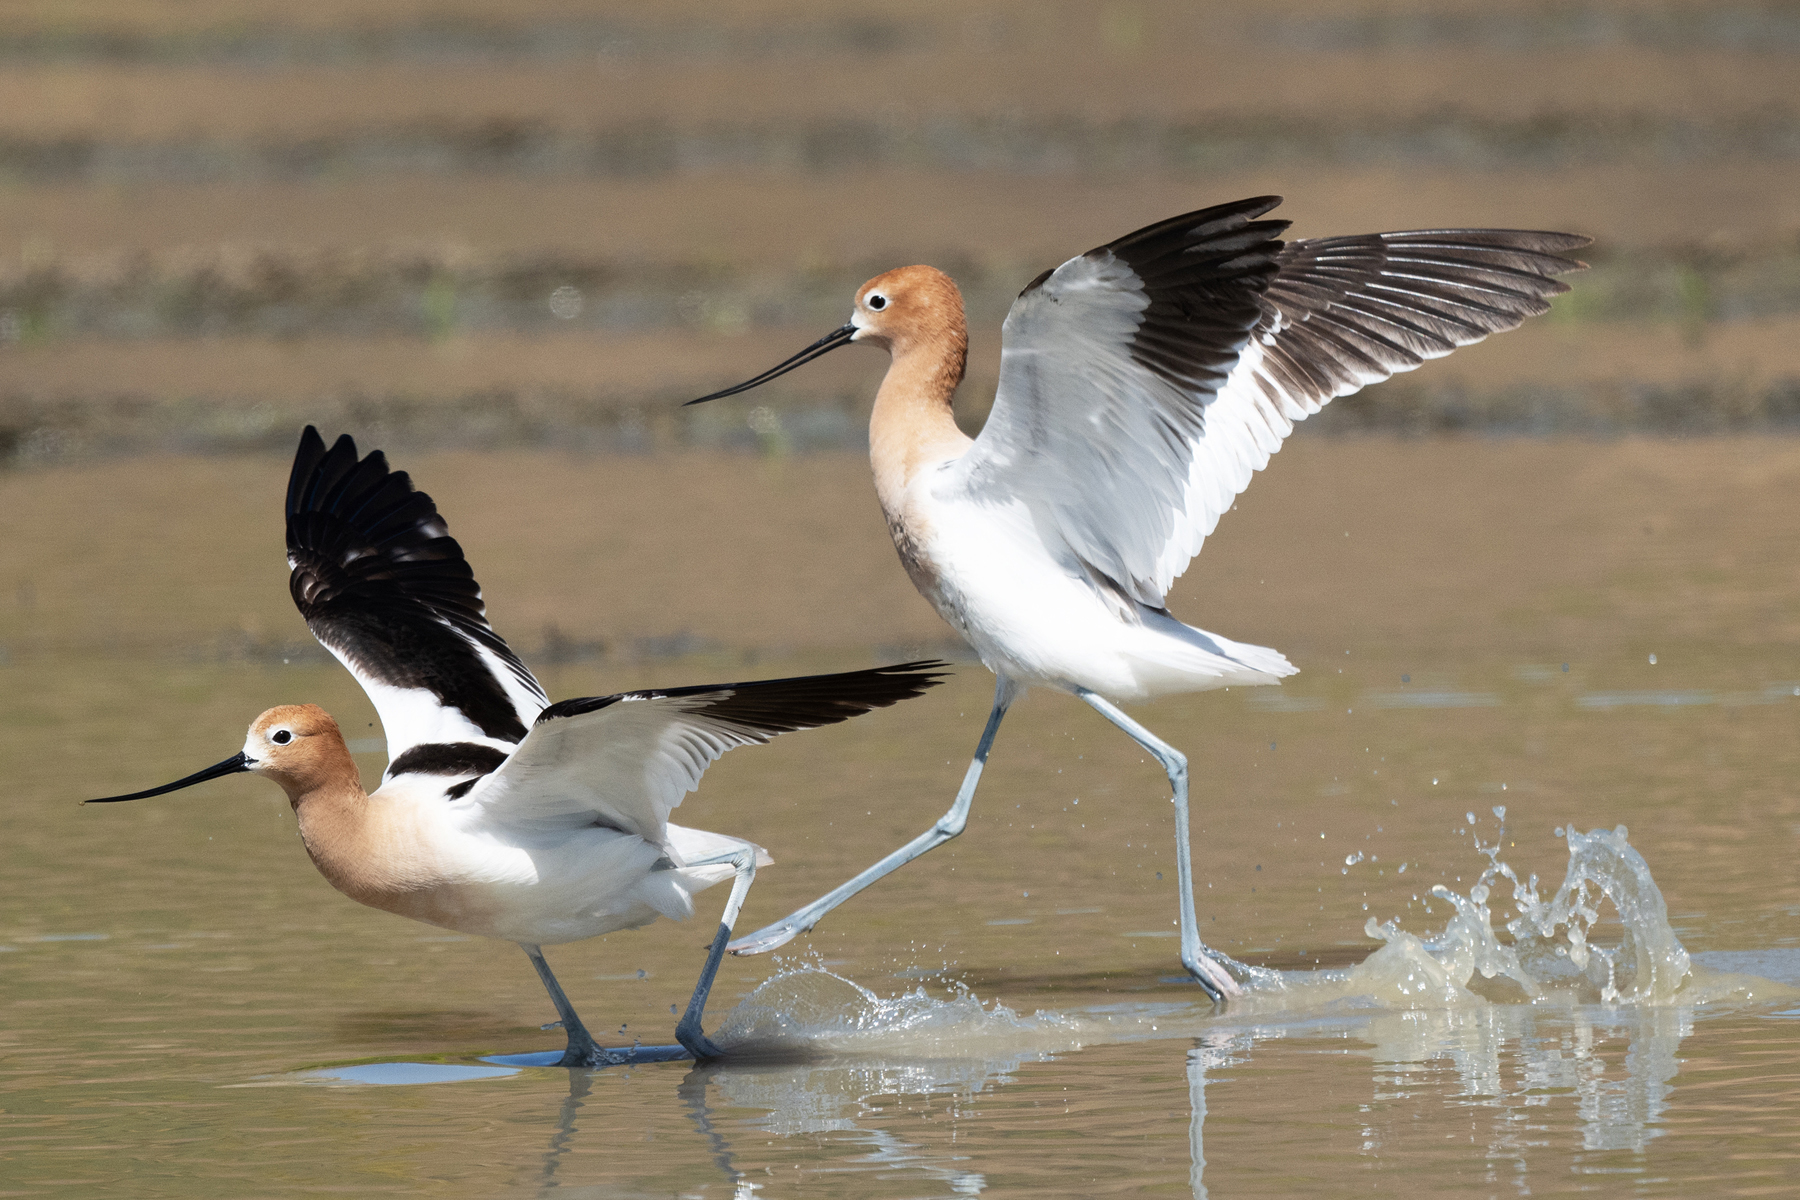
left=313, top=787, right=722, bottom=946
left=910, top=491, right=1294, bottom=702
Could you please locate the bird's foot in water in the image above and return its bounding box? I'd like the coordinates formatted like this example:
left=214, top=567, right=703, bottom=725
left=1184, top=948, right=1246, bottom=1002
left=558, top=1043, right=632, bottom=1068
left=556, top=1038, right=693, bottom=1068
left=726, top=917, right=807, bottom=956
left=675, top=1015, right=726, bottom=1062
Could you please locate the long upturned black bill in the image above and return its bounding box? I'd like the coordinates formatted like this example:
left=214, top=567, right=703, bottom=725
left=86, top=751, right=254, bottom=804
left=686, top=322, right=858, bottom=405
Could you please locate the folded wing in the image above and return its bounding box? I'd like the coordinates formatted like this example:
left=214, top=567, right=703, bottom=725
left=461, top=662, right=948, bottom=851
left=950, top=197, right=1588, bottom=606
left=286, top=426, right=548, bottom=775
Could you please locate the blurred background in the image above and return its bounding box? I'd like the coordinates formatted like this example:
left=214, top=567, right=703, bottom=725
left=5, top=7, right=1800, bottom=1192
left=1, top=0, right=1797, bottom=461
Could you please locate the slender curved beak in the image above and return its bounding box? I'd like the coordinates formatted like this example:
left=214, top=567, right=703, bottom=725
left=686, top=322, right=858, bottom=405
left=86, top=751, right=254, bottom=804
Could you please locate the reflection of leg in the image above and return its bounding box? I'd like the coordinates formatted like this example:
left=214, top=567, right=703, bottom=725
left=675, top=847, right=759, bottom=1059
left=523, top=943, right=622, bottom=1067
left=1076, top=690, right=1242, bottom=1001
left=677, top=1068, right=740, bottom=1186
left=728, top=675, right=1020, bottom=955
left=538, top=1069, right=592, bottom=1196
left=1187, top=1046, right=1209, bottom=1200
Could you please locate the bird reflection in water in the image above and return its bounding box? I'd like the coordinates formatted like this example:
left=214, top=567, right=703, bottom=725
left=523, top=1005, right=1705, bottom=1198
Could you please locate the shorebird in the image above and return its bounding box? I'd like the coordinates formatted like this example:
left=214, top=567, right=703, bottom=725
left=690, top=195, right=1588, bottom=998
left=90, top=427, right=945, bottom=1064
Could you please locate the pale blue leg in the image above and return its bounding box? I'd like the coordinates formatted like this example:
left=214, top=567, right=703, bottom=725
left=674, top=846, right=759, bottom=1059
left=522, top=943, right=628, bottom=1067
left=1076, top=689, right=1243, bottom=1001
left=728, top=676, right=1019, bottom=956
left=523, top=846, right=757, bottom=1066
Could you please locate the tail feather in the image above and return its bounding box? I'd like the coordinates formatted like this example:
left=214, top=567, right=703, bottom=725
left=1124, top=610, right=1297, bottom=697
left=632, top=824, right=769, bottom=922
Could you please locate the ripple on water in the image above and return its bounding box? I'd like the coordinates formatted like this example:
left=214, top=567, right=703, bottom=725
left=285, top=1062, right=520, bottom=1086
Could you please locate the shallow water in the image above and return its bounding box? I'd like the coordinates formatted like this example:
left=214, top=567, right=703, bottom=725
left=4, top=441, right=1800, bottom=1196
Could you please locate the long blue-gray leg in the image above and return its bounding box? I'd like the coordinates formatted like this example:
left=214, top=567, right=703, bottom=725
left=523, top=943, right=626, bottom=1067
left=727, top=675, right=1020, bottom=956
left=1076, top=689, right=1243, bottom=1001
left=674, top=846, right=759, bottom=1059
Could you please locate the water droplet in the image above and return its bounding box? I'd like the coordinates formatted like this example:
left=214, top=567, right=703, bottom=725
left=1465, top=812, right=1476, bottom=824
left=1492, top=805, right=1506, bottom=820
left=548, top=284, right=583, bottom=319
left=1648, top=653, right=1658, bottom=665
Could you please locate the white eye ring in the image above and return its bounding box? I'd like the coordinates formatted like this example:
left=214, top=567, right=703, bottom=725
left=866, top=293, right=888, bottom=311
left=271, top=729, right=293, bottom=745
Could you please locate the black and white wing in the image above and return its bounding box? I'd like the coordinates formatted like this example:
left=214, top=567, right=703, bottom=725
left=286, top=427, right=548, bottom=778
left=459, top=662, right=948, bottom=849
left=947, top=196, right=1589, bottom=605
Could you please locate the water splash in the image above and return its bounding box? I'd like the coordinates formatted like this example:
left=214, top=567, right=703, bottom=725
left=712, top=963, right=1083, bottom=1057
left=708, top=820, right=1781, bottom=1059
left=1351, top=815, right=1693, bottom=1009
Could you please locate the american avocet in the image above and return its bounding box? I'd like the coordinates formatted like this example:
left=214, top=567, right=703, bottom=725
left=691, top=196, right=1588, bottom=998
left=90, top=427, right=945, bottom=1063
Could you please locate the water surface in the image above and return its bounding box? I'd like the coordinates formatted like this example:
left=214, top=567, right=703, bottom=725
left=4, top=440, right=1799, bottom=1196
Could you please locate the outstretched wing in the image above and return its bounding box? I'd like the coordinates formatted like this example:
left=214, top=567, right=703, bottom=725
left=286, top=426, right=548, bottom=775
left=948, top=197, right=1589, bottom=606
left=460, top=662, right=948, bottom=849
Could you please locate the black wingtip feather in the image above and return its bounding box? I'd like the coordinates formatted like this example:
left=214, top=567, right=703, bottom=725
left=537, top=661, right=952, bottom=732
left=285, top=427, right=547, bottom=743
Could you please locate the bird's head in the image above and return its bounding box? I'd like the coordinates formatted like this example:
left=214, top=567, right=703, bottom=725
left=88, top=703, right=352, bottom=808
left=687, top=265, right=966, bottom=405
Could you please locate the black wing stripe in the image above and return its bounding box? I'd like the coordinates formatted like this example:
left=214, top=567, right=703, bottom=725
left=536, top=661, right=951, bottom=734
left=389, top=742, right=512, bottom=777
left=1083, top=197, right=1290, bottom=399
left=286, top=426, right=546, bottom=744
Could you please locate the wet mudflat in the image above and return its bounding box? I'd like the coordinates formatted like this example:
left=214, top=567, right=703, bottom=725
left=3, top=437, right=1798, bottom=1196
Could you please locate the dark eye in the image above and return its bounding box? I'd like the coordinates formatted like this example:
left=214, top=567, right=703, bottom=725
left=867, top=293, right=887, bottom=311
left=271, top=729, right=293, bottom=745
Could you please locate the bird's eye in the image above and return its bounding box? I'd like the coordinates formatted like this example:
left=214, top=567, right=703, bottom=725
left=866, top=293, right=888, bottom=311
left=271, top=729, right=293, bottom=745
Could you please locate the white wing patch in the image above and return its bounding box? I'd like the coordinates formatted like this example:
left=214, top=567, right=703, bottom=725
left=956, top=223, right=1584, bottom=606
left=458, top=693, right=773, bottom=851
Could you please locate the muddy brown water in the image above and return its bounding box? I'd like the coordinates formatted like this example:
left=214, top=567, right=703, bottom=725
left=3, top=437, right=1798, bottom=1195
